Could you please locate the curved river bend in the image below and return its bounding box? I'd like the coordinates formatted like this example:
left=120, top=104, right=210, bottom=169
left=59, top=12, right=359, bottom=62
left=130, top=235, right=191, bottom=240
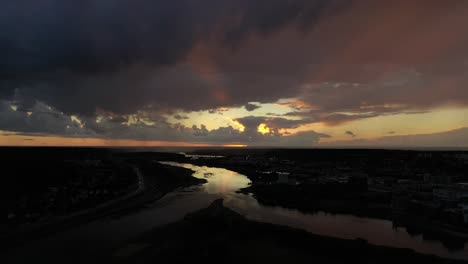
left=8, top=162, right=468, bottom=262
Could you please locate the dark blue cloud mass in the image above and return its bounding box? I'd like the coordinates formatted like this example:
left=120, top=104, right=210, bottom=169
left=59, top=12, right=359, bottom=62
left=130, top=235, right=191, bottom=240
left=0, top=0, right=348, bottom=75
left=0, top=0, right=349, bottom=115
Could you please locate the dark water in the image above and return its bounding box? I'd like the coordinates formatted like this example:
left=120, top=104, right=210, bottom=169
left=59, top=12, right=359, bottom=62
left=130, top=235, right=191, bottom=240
left=8, top=162, right=468, bottom=262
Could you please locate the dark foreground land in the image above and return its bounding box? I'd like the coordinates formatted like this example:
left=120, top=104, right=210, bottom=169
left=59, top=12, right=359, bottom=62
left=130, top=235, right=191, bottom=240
left=2, top=147, right=205, bottom=246
left=110, top=199, right=464, bottom=264
left=3, top=147, right=468, bottom=263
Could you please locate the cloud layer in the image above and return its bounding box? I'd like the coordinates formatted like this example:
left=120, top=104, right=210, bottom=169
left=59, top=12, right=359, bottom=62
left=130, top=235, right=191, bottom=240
left=0, top=100, right=329, bottom=146
left=0, top=0, right=348, bottom=114
left=1, top=1, right=468, bottom=146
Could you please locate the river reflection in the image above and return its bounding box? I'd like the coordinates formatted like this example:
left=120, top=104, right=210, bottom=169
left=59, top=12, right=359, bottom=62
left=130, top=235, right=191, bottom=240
left=162, top=162, right=468, bottom=260
left=160, top=162, right=251, bottom=194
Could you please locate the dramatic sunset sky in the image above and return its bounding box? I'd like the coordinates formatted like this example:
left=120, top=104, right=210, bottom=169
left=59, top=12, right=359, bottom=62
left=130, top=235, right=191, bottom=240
left=1, top=0, right=468, bottom=147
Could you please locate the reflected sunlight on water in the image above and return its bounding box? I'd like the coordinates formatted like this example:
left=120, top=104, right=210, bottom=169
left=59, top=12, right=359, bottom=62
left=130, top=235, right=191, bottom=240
left=162, top=162, right=468, bottom=260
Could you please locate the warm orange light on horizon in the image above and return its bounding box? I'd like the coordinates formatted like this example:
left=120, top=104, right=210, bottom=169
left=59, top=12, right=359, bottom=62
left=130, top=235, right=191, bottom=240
left=0, top=131, right=252, bottom=148
left=0, top=132, right=209, bottom=147
left=223, top=144, right=247, bottom=148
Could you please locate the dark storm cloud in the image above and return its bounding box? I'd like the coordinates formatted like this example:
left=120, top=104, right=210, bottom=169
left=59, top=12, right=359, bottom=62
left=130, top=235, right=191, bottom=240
left=0, top=0, right=349, bottom=116
left=3, top=0, right=467, bottom=119
left=0, top=100, right=93, bottom=135
left=0, top=0, right=196, bottom=75
left=0, top=0, right=349, bottom=74
left=298, top=68, right=468, bottom=117
left=292, top=0, right=468, bottom=118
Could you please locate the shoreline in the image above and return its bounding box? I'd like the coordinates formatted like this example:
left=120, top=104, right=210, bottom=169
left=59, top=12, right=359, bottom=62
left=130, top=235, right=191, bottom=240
left=191, top=160, right=468, bottom=244
left=110, top=199, right=467, bottom=263
left=244, top=186, right=468, bottom=243
left=3, top=162, right=206, bottom=249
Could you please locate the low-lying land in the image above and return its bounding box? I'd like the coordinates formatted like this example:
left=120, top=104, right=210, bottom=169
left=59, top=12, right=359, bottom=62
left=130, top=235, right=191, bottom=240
left=111, top=199, right=465, bottom=264
left=2, top=148, right=206, bottom=247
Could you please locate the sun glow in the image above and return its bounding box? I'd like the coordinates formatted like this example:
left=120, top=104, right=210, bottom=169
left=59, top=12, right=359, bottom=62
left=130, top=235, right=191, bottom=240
left=257, top=123, right=271, bottom=134
left=223, top=144, right=247, bottom=148
left=232, top=120, right=246, bottom=132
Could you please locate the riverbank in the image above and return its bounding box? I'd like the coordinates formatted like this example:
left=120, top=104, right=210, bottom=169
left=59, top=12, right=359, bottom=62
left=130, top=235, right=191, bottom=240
left=3, top=160, right=206, bottom=249
left=243, top=184, right=468, bottom=249
left=3, top=166, right=144, bottom=244
left=189, top=159, right=468, bottom=245
left=110, top=199, right=465, bottom=264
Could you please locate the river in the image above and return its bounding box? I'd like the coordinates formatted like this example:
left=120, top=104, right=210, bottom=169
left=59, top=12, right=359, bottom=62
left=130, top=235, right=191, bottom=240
left=7, top=162, right=468, bottom=263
